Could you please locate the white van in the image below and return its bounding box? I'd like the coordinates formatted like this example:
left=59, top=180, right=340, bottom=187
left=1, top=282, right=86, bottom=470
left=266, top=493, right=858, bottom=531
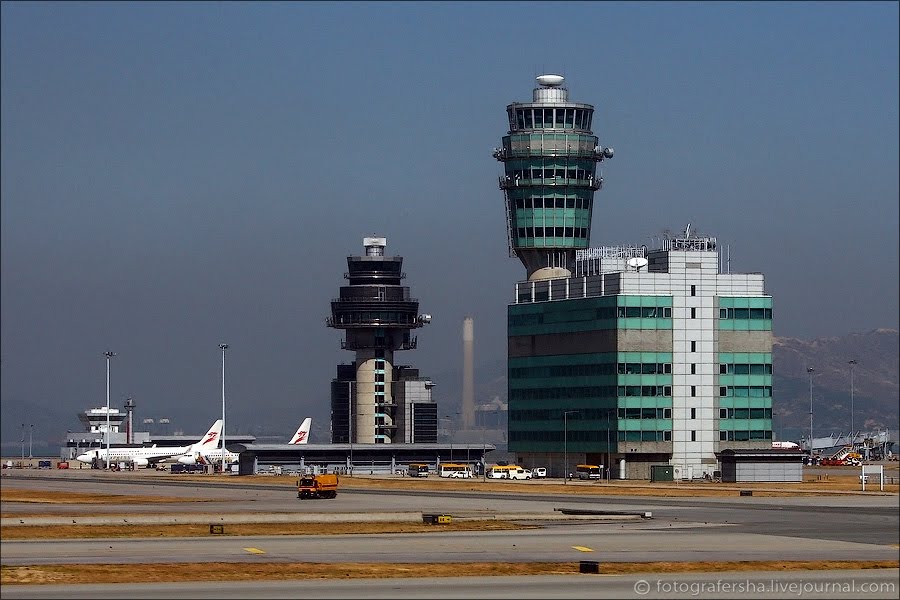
left=487, top=465, right=532, bottom=480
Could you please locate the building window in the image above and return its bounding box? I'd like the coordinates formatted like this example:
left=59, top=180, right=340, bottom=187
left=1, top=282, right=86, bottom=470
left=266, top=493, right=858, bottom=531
left=720, top=408, right=729, bottom=419
left=720, top=430, right=728, bottom=441
left=719, top=386, right=728, bottom=397
left=663, top=430, right=672, bottom=441
left=691, top=430, right=697, bottom=442
left=691, top=363, right=696, bottom=375
left=691, top=385, right=696, bottom=397
left=375, top=373, right=385, bottom=383
left=691, top=408, right=696, bottom=419
left=690, top=285, right=696, bottom=297
left=691, top=307, right=696, bottom=319
left=691, top=341, right=697, bottom=352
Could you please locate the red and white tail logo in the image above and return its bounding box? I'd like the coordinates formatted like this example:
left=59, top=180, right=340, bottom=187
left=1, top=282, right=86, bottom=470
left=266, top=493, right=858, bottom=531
left=289, top=418, right=312, bottom=444
left=196, top=420, right=223, bottom=449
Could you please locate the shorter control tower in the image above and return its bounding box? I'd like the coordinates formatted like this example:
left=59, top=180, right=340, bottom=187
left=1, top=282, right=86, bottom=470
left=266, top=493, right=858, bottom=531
left=327, top=237, right=434, bottom=444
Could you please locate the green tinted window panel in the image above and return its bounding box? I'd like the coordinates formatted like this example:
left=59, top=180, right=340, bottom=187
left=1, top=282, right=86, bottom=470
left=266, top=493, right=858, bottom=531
left=748, top=297, right=772, bottom=308
left=508, top=352, right=616, bottom=368
left=622, top=420, right=642, bottom=431
left=749, top=397, right=772, bottom=409
left=719, top=298, right=734, bottom=308
left=622, top=398, right=642, bottom=409
left=719, top=320, right=735, bottom=331
left=747, top=375, right=772, bottom=387
left=749, top=319, right=772, bottom=331
left=642, top=398, right=672, bottom=408
left=719, top=398, right=734, bottom=408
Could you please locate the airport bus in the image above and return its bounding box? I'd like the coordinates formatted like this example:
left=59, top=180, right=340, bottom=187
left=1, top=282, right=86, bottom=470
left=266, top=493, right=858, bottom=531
left=438, top=463, right=473, bottom=478
left=407, top=463, right=430, bottom=477
left=487, top=465, right=532, bottom=480
left=575, top=464, right=603, bottom=480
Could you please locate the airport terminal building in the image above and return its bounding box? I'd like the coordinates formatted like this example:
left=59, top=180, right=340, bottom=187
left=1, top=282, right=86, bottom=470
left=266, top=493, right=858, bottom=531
left=497, top=76, right=772, bottom=480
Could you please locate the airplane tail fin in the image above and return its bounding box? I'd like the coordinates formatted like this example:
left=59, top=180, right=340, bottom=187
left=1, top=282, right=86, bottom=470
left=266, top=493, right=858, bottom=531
left=191, top=419, right=223, bottom=452
left=288, top=418, right=312, bottom=444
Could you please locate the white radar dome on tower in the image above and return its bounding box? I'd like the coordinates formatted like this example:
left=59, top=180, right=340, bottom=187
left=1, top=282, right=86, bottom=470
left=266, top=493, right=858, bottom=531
left=536, top=74, right=565, bottom=87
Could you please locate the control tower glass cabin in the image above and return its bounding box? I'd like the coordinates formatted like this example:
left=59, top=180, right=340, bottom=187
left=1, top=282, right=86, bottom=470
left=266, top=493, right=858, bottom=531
left=495, top=74, right=614, bottom=280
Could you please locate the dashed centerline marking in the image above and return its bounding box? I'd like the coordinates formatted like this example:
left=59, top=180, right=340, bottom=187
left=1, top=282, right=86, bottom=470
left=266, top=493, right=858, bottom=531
left=572, top=546, right=594, bottom=552
left=243, top=548, right=266, bottom=554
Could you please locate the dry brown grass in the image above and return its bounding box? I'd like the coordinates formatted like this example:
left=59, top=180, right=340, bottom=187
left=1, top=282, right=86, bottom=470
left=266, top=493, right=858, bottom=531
left=3, top=560, right=897, bottom=586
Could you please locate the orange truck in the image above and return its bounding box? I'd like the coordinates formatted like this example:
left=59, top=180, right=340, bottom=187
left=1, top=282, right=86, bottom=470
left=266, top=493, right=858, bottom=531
left=296, top=473, right=339, bottom=499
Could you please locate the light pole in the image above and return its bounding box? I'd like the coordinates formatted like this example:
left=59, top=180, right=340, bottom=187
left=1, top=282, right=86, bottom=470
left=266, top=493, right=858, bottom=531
left=20, top=423, right=25, bottom=462
left=563, top=410, right=579, bottom=484
left=104, top=351, right=116, bottom=470
left=29, top=424, right=33, bottom=458
left=806, top=367, right=814, bottom=455
left=480, top=420, right=486, bottom=482
left=347, top=381, right=353, bottom=476
left=848, top=360, right=857, bottom=446
left=606, top=409, right=612, bottom=483
left=219, top=344, right=228, bottom=475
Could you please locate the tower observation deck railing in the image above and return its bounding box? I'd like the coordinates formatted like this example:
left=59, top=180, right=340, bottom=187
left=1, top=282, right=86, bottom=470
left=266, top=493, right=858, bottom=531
left=339, top=337, right=417, bottom=350
left=493, top=147, right=608, bottom=160
left=499, top=175, right=602, bottom=191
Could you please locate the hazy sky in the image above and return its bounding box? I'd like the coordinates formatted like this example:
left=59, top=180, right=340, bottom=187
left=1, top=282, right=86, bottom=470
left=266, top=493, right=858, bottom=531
left=2, top=2, right=897, bottom=449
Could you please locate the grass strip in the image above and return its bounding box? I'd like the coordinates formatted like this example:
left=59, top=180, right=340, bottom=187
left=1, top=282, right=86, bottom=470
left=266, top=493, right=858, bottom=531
left=3, top=560, right=897, bottom=586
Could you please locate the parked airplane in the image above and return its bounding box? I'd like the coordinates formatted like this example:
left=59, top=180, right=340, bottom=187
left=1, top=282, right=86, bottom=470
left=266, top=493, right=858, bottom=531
left=772, top=441, right=800, bottom=449
left=75, top=420, right=223, bottom=468
left=176, top=418, right=313, bottom=466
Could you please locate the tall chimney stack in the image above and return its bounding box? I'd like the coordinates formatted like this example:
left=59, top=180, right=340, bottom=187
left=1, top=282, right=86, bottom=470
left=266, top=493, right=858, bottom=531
left=462, top=316, right=475, bottom=430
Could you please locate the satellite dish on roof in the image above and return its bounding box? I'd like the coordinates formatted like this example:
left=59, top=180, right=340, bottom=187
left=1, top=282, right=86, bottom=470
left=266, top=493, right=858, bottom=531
left=627, top=257, right=649, bottom=272
left=536, top=74, right=564, bottom=87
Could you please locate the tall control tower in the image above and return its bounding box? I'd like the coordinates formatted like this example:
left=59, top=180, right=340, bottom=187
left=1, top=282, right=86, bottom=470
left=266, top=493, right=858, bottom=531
left=327, top=237, right=432, bottom=443
left=494, top=74, right=614, bottom=280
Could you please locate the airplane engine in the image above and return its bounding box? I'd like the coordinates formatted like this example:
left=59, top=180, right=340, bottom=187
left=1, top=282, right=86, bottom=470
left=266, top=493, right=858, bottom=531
left=178, top=455, right=198, bottom=465
left=132, top=458, right=149, bottom=468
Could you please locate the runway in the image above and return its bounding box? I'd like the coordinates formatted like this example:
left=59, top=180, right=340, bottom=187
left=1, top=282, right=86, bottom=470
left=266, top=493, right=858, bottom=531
left=2, top=471, right=898, bottom=598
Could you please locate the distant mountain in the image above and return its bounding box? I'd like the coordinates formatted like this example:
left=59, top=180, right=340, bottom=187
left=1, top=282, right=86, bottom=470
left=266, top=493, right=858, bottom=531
left=434, top=329, right=900, bottom=442
left=771, top=329, right=898, bottom=440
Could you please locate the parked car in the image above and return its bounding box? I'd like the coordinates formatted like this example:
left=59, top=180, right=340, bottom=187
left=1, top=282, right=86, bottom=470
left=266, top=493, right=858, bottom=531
left=532, top=467, right=547, bottom=478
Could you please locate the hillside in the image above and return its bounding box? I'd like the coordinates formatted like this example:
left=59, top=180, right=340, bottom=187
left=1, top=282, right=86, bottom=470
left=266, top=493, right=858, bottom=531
left=434, top=329, right=899, bottom=442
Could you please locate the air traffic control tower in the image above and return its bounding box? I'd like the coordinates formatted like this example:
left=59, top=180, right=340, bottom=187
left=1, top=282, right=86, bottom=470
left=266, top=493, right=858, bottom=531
left=494, top=74, right=614, bottom=280
left=327, top=237, right=434, bottom=444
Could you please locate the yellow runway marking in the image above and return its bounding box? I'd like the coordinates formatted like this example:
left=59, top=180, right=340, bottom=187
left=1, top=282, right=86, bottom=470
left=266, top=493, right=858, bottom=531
left=243, top=547, right=266, bottom=554
left=572, top=546, right=594, bottom=552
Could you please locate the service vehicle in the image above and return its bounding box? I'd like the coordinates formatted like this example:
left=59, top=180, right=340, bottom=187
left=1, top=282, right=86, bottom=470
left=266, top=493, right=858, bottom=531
left=438, top=463, right=473, bottom=478
left=532, top=467, right=547, bottom=478
left=407, top=463, right=430, bottom=477
left=297, top=473, right=339, bottom=499
left=575, top=464, right=603, bottom=480
left=487, top=465, right=532, bottom=480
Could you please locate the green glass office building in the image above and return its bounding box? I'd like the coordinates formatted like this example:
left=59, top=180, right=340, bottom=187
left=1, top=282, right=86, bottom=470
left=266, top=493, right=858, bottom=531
left=498, top=77, right=773, bottom=479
